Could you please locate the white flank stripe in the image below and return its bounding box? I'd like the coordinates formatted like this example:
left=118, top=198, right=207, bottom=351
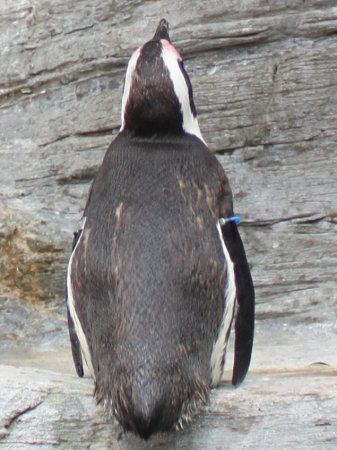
left=160, top=42, right=206, bottom=144
left=210, top=221, right=237, bottom=386
left=67, top=218, right=95, bottom=379
left=120, top=47, right=141, bottom=131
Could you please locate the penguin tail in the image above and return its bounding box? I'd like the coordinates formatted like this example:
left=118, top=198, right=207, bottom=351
left=95, top=373, right=209, bottom=439
left=95, top=379, right=176, bottom=439
left=119, top=386, right=173, bottom=439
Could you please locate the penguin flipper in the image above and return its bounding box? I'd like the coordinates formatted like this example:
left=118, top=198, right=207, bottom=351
left=66, top=228, right=84, bottom=378
left=66, top=304, right=84, bottom=377
left=220, top=220, right=255, bottom=386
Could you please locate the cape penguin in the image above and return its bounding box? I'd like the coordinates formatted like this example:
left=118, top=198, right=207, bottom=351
left=66, top=19, right=255, bottom=439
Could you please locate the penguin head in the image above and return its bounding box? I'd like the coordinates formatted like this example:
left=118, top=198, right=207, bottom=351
left=120, top=19, right=204, bottom=141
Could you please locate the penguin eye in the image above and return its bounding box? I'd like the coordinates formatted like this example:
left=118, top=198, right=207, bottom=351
left=177, top=60, right=197, bottom=117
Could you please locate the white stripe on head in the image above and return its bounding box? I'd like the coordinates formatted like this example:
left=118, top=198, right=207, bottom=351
left=160, top=39, right=205, bottom=143
left=120, top=47, right=141, bottom=131
left=210, top=221, right=237, bottom=386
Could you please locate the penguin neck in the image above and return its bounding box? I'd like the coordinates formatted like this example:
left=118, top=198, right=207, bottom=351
left=121, top=96, right=205, bottom=142
left=117, top=128, right=206, bottom=149
left=122, top=99, right=183, bottom=138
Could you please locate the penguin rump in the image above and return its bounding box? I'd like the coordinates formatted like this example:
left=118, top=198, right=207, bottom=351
left=66, top=18, right=255, bottom=439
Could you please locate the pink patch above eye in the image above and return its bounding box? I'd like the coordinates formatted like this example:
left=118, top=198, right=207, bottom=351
left=161, top=39, right=182, bottom=61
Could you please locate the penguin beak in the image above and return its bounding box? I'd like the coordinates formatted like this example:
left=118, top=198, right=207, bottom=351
left=153, top=18, right=170, bottom=41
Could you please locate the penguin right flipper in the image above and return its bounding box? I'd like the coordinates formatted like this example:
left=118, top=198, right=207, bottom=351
left=220, top=220, right=255, bottom=386
left=66, top=228, right=84, bottom=378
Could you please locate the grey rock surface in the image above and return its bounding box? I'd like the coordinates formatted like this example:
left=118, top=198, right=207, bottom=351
left=1, top=0, right=337, bottom=448
left=1, top=364, right=337, bottom=449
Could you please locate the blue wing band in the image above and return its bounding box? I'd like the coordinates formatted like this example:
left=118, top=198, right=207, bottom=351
left=219, top=215, right=241, bottom=226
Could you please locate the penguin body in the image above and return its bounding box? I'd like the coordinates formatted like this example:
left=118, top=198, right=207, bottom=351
left=66, top=19, right=254, bottom=439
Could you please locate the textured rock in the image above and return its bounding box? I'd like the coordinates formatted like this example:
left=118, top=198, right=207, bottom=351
left=1, top=364, right=337, bottom=449
left=1, top=0, right=337, bottom=447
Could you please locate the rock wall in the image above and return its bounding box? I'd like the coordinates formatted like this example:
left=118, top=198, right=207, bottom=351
left=1, top=0, right=336, bottom=317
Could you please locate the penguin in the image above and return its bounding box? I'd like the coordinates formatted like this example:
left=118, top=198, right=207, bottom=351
left=66, top=19, right=254, bottom=439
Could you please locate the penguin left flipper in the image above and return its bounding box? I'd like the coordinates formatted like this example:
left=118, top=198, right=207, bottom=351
left=65, top=229, right=84, bottom=378
left=66, top=303, right=84, bottom=377
left=220, top=220, right=255, bottom=386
